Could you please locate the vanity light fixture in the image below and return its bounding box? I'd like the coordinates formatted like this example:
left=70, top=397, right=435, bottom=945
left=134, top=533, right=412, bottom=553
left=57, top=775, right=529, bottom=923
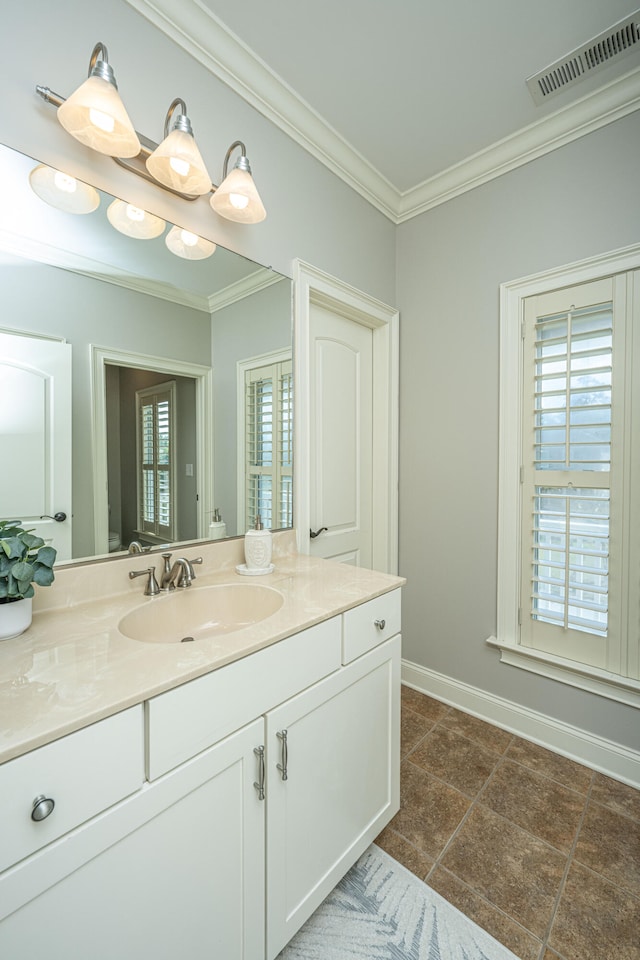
left=55, top=43, right=140, bottom=158
left=28, top=164, right=100, bottom=214
left=146, top=99, right=212, bottom=197
left=210, top=141, right=267, bottom=224
left=106, top=199, right=165, bottom=239
left=165, top=225, right=216, bottom=260
left=36, top=42, right=267, bottom=223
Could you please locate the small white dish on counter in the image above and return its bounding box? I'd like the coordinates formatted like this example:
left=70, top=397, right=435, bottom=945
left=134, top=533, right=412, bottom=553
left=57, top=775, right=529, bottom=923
left=236, top=563, right=275, bottom=576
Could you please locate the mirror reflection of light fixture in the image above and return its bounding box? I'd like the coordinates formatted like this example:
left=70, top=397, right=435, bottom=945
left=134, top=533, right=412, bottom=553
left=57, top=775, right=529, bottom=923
left=55, top=43, right=140, bottom=158
left=146, top=99, right=212, bottom=197
left=29, top=164, right=100, bottom=214
left=106, top=199, right=166, bottom=239
left=210, top=141, right=267, bottom=224
left=36, top=42, right=267, bottom=223
left=165, top=225, right=216, bottom=260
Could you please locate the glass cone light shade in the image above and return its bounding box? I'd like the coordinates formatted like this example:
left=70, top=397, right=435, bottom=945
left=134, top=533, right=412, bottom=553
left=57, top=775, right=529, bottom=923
left=165, top=225, right=216, bottom=260
left=29, top=164, right=100, bottom=214
left=107, top=199, right=165, bottom=239
left=57, top=52, right=140, bottom=158
left=210, top=158, right=266, bottom=223
left=146, top=110, right=212, bottom=196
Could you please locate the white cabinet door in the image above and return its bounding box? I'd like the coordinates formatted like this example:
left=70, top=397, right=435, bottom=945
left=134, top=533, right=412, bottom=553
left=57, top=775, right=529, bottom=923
left=265, top=636, right=400, bottom=958
left=0, top=718, right=265, bottom=960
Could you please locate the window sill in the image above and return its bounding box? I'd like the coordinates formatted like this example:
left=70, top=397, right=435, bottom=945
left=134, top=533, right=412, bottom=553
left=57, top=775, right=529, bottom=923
left=486, top=636, right=640, bottom=709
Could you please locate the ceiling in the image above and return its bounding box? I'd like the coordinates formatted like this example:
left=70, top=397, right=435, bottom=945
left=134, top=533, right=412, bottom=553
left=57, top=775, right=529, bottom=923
left=125, top=0, right=640, bottom=222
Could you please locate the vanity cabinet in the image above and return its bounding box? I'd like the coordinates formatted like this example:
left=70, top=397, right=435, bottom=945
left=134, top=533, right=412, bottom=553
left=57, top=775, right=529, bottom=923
left=0, top=718, right=264, bottom=959
left=265, top=636, right=399, bottom=958
left=0, top=590, right=401, bottom=959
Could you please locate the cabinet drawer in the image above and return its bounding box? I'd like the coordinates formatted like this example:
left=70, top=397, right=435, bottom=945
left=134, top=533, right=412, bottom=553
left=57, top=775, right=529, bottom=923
left=146, top=616, right=341, bottom=780
left=0, top=706, right=144, bottom=873
left=342, top=589, right=401, bottom=663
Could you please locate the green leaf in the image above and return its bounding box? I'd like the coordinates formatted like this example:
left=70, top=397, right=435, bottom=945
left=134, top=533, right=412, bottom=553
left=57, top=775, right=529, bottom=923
left=35, top=545, right=57, bottom=569
left=33, top=565, right=55, bottom=587
left=1, top=537, right=25, bottom=560
left=21, top=533, right=45, bottom=550
left=11, top=561, right=34, bottom=583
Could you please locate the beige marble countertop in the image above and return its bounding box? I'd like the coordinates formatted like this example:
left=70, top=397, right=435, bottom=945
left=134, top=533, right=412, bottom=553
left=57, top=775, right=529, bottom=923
left=0, top=532, right=404, bottom=765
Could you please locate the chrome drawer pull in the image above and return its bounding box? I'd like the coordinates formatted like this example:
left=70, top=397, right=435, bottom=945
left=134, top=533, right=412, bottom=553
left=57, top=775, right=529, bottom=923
left=374, top=618, right=386, bottom=631
left=31, top=795, right=55, bottom=822
left=276, top=729, right=288, bottom=781
left=253, top=746, right=265, bottom=800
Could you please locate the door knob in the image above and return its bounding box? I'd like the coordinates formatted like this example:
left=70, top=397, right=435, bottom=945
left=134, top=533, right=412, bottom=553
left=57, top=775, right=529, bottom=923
left=40, top=512, right=67, bottom=522
left=309, top=527, right=328, bottom=539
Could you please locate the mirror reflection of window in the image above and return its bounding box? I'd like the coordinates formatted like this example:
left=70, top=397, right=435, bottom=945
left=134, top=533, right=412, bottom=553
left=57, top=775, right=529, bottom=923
left=244, top=358, right=292, bottom=530
left=136, top=381, right=176, bottom=543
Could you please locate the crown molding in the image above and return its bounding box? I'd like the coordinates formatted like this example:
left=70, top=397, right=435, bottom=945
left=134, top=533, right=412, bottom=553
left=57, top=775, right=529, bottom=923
left=0, top=228, right=281, bottom=315
left=208, top=268, right=284, bottom=313
left=0, top=228, right=210, bottom=312
left=396, top=67, right=640, bottom=221
left=125, top=1, right=640, bottom=223
left=122, top=0, right=399, bottom=218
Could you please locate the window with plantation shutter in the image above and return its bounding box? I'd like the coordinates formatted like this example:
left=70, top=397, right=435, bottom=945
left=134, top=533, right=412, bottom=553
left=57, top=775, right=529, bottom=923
left=521, top=281, right=615, bottom=667
left=136, top=381, right=176, bottom=541
left=243, top=357, right=293, bottom=531
left=494, top=256, right=640, bottom=705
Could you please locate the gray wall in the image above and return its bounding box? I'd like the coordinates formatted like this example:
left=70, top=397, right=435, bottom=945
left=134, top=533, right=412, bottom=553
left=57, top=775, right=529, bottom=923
left=397, top=112, right=640, bottom=752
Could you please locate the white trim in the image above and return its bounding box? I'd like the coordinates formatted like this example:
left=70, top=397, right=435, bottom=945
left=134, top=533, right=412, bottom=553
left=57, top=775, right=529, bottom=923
left=497, top=243, right=640, bottom=699
left=208, top=270, right=285, bottom=314
left=293, top=260, right=399, bottom=574
left=402, top=658, right=640, bottom=790
left=236, top=348, right=292, bottom=533
left=122, top=0, right=640, bottom=221
left=90, top=346, right=213, bottom=556
left=487, top=637, right=640, bottom=709
left=396, top=68, right=640, bottom=221
left=0, top=228, right=211, bottom=313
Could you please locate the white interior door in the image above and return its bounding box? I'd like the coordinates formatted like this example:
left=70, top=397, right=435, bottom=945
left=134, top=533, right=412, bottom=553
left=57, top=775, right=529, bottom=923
left=309, top=304, right=373, bottom=566
left=0, top=331, right=72, bottom=558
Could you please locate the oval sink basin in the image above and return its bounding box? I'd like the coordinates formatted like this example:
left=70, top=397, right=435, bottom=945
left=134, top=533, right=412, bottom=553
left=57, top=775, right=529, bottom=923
left=118, top=583, right=284, bottom=644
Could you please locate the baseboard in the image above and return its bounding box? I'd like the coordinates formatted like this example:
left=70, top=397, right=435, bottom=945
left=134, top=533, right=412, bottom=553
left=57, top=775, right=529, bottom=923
left=402, top=659, right=640, bottom=790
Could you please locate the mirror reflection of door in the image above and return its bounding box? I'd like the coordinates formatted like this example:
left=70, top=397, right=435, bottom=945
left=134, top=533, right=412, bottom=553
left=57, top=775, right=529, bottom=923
left=105, top=364, right=197, bottom=553
left=0, top=331, right=72, bottom=559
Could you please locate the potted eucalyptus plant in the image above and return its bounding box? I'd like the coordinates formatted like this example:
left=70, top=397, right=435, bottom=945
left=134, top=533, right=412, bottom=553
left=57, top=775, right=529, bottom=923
left=0, top=520, right=57, bottom=640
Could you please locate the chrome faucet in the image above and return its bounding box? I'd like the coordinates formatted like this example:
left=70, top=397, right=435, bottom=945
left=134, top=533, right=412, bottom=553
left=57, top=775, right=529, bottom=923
left=128, top=540, right=150, bottom=554
left=160, top=553, right=203, bottom=590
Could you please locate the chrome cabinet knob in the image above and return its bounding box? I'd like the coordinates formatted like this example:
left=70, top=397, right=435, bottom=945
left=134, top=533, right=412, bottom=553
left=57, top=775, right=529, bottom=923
left=374, top=619, right=386, bottom=631
left=31, top=795, right=55, bottom=822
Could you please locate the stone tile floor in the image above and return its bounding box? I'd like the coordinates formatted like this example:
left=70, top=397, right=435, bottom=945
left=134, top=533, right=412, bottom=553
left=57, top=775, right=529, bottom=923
left=375, top=686, right=640, bottom=960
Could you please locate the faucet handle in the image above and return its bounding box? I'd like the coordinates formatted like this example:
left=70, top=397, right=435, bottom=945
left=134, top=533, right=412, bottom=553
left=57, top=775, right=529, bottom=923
left=129, top=566, right=161, bottom=596
left=185, top=556, right=203, bottom=580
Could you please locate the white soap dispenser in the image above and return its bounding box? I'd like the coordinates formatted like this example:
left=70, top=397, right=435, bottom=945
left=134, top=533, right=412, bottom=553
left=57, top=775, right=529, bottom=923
left=243, top=514, right=272, bottom=573
left=208, top=507, right=227, bottom=541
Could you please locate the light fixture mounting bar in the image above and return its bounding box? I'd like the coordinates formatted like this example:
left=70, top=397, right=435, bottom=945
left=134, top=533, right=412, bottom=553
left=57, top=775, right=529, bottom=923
left=35, top=84, right=218, bottom=202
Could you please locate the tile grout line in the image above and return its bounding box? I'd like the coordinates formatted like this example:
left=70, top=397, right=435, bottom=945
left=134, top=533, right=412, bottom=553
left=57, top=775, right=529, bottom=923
left=536, top=770, right=597, bottom=960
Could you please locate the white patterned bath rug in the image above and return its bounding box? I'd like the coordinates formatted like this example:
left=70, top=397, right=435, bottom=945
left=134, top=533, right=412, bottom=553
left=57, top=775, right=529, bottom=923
left=277, top=843, right=520, bottom=960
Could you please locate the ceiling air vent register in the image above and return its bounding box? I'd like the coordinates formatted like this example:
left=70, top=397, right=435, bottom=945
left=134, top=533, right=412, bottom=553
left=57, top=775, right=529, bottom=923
left=526, top=10, right=640, bottom=105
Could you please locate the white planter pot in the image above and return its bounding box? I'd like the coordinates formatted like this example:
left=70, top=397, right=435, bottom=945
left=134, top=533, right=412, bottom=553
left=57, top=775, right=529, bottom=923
left=0, top=597, right=33, bottom=641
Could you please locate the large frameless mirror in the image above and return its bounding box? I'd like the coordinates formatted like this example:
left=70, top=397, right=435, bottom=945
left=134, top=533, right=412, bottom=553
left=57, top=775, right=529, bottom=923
left=0, top=143, right=293, bottom=564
